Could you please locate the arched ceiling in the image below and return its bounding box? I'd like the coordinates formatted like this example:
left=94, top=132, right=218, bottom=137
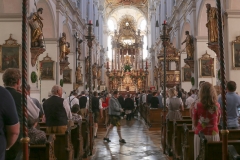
left=105, top=0, right=148, bottom=20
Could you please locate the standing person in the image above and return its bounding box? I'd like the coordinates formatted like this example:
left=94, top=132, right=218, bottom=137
left=104, top=93, right=111, bottom=127
left=79, top=91, right=88, bottom=118
left=150, top=92, right=159, bottom=108
left=25, top=84, right=40, bottom=119
left=157, top=91, right=163, bottom=108
left=2, top=68, right=22, bottom=160
left=142, top=90, right=147, bottom=104
left=193, top=82, right=221, bottom=159
left=146, top=90, right=152, bottom=105
left=118, top=93, right=125, bottom=118
left=218, top=81, right=240, bottom=129
left=124, top=94, right=134, bottom=121
left=103, top=91, right=126, bottom=143
left=65, top=91, right=79, bottom=109
left=185, top=92, right=194, bottom=109
left=166, top=88, right=184, bottom=120
left=43, top=85, right=72, bottom=134
left=0, top=86, right=20, bottom=160
left=92, top=91, right=103, bottom=138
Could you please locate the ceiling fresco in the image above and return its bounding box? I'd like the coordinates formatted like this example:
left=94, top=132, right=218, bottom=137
left=105, top=0, right=148, bottom=18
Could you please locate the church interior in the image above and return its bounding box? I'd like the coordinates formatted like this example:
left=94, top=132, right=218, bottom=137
left=1, top=0, right=240, bottom=159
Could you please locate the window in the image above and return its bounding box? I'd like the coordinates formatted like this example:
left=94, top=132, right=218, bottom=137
left=108, top=19, right=115, bottom=32
left=140, top=19, right=146, bottom=31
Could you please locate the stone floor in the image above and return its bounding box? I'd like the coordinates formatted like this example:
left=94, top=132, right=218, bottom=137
left=90, top=117, right=168, bottom=160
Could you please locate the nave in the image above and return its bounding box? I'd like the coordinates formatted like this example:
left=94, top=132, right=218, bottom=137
left=91, top=118, right=167, bottom=160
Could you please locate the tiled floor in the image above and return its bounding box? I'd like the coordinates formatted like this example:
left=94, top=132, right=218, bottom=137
left=90, top=117, right=168, bottom=160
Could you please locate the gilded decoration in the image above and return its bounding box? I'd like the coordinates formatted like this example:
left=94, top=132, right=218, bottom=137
left=0, top=34, right=21, bottom=72
left=182, top=64, right=191, bottom=82
left=199, top=51, right=214, bottom=78
left=232, top=36, right=240, bottom=70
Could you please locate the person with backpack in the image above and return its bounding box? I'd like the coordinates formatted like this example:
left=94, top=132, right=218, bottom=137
left=65, top=91, right=79, bottom=108
left=79, top=91, right=88, bottom=118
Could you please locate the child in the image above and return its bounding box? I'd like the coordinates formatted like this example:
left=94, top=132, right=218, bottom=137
left=71, top=104, right=82, bottom=123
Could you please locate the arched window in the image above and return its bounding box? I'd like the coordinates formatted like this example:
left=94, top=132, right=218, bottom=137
left=108, top=19, right=115, bottom=32
left=140, top=19, right=146, bottom=31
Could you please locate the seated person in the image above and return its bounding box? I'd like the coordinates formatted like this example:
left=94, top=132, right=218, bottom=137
left=71, top=104, right=82, bottom=123
left=28, top=117, right=47, bottom=145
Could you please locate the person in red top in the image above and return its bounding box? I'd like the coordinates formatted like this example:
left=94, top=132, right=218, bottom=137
left=104, top=93, right=111, bottom=127
left=193, top=82, right=221, bottom=160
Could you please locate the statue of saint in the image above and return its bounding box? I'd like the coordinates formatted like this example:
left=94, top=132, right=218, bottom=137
left=154, top=66, right=158, bottom=80
left=59, top=32, right=70, bottom=61
left=124, top=54, right=131, bottom=64
left=181, top=31, right=194, bottom=60
left=92, top=63, right=98, bottom=79
left=28, top=8, right=44, bottom=48
left=75, top=63, right=82, bottom=84
left=97, top=65, right=102, bottom=79
left=77, top=42, right=81, bottom=60
left=206, top=4, right=218, bottom=43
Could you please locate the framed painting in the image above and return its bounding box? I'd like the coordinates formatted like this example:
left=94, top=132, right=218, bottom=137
left=232, top=36, right=240, bottom=69
left=0, top=34, right=21, bottom=72
left=39, top=53, right=54, bottom=80
left=199, top=52, right=214, bottom=78
left=63, top=66, right=72, bottom=84
left=182, top=64, right=191, bottom=82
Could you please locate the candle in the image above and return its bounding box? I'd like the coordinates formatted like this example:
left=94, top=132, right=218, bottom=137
left=88, top=20, right=92, bottom=24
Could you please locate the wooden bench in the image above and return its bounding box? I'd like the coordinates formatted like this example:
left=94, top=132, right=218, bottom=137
left=147, top=108, right=163, bottom=129
left=197, top=132, right=240, bottom=160
left=166, top=119, right=192, bottom=156
left=180, top=108, right=190, bottom=117
left=47, top=125, right=74, bottom=160
left=29, top=134, right=56, bottom=160
left=228, top=145, right=240, bottom=160
left=182, top=124, right=194, bottom=160
left=81, top=119, right=90, bottom=158
left=172, top=122, right=192, bottom=160
left=220, top=129, right=240, bottom=140
left=71, top=120, right=84, bottom=159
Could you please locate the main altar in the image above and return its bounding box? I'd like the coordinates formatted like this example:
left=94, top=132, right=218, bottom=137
left=106, top=15, right=148, bottom=92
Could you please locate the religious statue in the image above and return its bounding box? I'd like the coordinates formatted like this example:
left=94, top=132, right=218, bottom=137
left=59, top=32, right=70, bottom=61
left=181, top=31, right=194, bottom=60
left=206, top=4, right=218, bottom=43
left=77, top=41, right=81, bottom=60
left=124, top=54, right=131, bottom=64
left=137, top=79, right=142, bottom=89
left=97, top=64, right=102, bottom=79
left=75, top=63, right=82, bottom=84
left=28, top=8, right=44, bottom=48
left=92, top=63, right=98, bottom=79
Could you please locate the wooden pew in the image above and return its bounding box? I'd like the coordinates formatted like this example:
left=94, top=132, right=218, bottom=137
left=29, top=134, right=57, bottom=160
left=228, top=145, right=240, bottom=160
left=220, top=129, right=240, bottom=140
left=182, top=124, right=194, bottom=160
left=197, top=132, right=240, bottom=160
left=147, top=108, right=163, bottom=129
left=172, top=122, right=192, bottom=160
left=47, top=125, right=74, bottom=160
left=81, top=119, right=90, bottom=158
left=180, top=108, right=190, bottom=117
left=166, top=119, right=192, bottom=156
left=71, top=120, right=83, bottom=159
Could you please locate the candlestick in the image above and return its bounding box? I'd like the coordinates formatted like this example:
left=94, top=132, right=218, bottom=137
left=146, top=61, right=147, bottom=67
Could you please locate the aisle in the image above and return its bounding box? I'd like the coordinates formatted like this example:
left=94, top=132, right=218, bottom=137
left=91, top=118, right=168, bottom=160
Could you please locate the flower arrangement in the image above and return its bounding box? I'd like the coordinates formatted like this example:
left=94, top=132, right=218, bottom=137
left=191, top=77, right=195, bottom=86
left=31, top=71, right=37, bottom=83
left=60, top=79, right=64, bottom=87
left=124, top=65, right=131, bottom=72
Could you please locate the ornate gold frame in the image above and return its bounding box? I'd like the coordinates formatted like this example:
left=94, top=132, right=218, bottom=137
left=199, top=51, right=214, bottom=78
left=182, top=64, right=191, bottom=82
left=0, top=34, right=21, bottom=72
left=39, top=53, right=54, bottom=80
left=232, top=36, right=240, bottom=70
left=63, top=66, right=72, bottom=84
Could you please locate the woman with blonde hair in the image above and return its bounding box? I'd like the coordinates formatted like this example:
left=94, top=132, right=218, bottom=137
left=193, top=82, right=221, bottom=159
left=166, top=88, right=184, bottom=120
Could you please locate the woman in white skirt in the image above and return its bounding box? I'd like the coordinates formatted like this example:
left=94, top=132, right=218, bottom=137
left=193, top=82, right=221, bottom=160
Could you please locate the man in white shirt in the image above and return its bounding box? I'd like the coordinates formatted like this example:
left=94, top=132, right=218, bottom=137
left=142, top=91, right=147, bottom=104
left=185, top=92, right=194, bottom=109
left=65, top=91, right=79, bottom=108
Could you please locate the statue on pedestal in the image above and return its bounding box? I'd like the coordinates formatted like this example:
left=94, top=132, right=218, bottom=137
left=59, top=32, right=70, bottom=61
left=92, top=63, right=98, bottom=79
left=28, top=8, right=44, bottom=48
left=75, top=62, right=82, bottom=84
left=181, top=31, right=194, bottom=60
left=206, top=3, right=218, bottom=43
